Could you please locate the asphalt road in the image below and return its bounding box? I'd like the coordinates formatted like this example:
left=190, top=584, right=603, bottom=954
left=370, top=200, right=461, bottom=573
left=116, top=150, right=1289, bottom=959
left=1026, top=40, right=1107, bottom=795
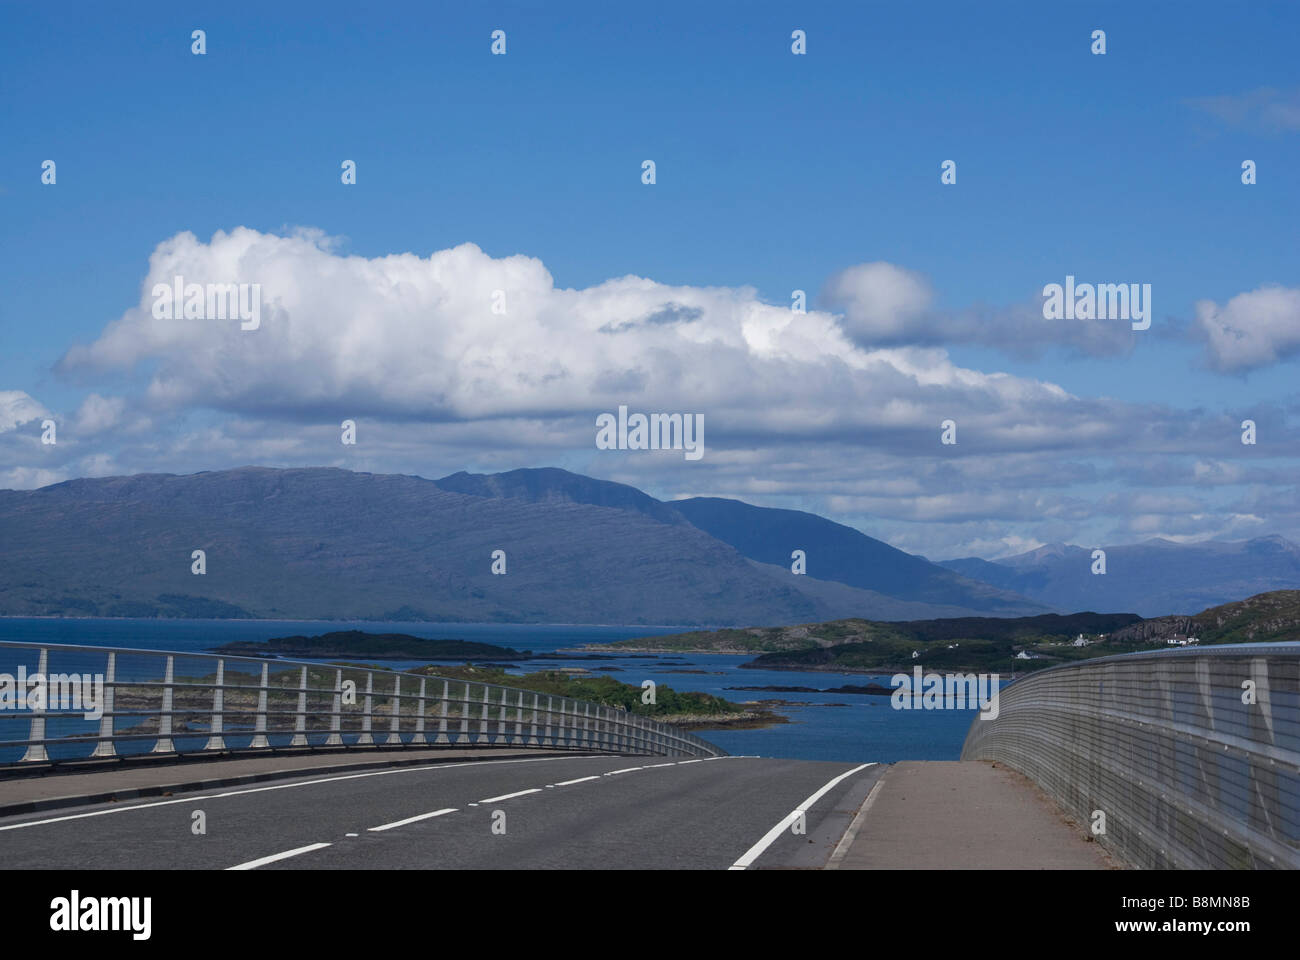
left=1, top=754, right=884, bottom=870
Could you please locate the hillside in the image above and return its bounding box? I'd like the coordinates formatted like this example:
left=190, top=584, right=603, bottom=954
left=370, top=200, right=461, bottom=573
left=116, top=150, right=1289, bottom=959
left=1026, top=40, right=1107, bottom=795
left=0, top=466, right=1038, bottom=625
left=939, top=536, right=1300, bottom=617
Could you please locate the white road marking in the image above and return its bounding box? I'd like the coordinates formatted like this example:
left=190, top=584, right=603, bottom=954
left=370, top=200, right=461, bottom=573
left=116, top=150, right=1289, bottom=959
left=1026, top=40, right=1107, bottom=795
left=226, top=842, right=331, bottom=871
left=480, top=788, right=542, bottom=803
left=345, top=833, right=358, bottom=837
left=826, top=777, right=885, bottom=869
left=552, top=776, right=601, bottom=787
left=0, top=755, right=601, bottom=834
left=644, top=763, right=677, bottom=769
left=604, top=767, right=643, bottom=775
left=728, top=763, right=877, bottom=871
left=368, top=808, right=458, bottom=832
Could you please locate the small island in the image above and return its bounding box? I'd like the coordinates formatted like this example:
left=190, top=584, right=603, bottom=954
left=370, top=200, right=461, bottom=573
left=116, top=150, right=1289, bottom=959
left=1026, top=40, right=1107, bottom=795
left=211, top=630, right=529, bottom=661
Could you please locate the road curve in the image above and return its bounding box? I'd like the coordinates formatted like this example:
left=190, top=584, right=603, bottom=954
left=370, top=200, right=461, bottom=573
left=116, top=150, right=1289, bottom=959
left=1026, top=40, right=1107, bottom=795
left=2, top=755, right=884, bottom=870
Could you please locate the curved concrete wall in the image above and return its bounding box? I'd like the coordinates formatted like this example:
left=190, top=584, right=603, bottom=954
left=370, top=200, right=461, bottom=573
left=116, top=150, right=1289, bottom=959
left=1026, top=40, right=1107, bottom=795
left=961, top=644, right=1300, bottom=869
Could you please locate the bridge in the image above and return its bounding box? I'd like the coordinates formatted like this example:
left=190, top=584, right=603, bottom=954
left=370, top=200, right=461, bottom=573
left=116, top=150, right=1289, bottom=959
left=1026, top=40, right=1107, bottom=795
left=0, top=640, right=1296, bottom=869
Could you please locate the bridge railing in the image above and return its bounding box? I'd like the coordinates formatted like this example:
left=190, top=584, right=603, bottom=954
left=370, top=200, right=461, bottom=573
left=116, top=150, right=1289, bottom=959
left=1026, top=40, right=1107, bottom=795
left=0, top=641, right=726, bottom=767
left=961, top=643, right=1300, bottom=869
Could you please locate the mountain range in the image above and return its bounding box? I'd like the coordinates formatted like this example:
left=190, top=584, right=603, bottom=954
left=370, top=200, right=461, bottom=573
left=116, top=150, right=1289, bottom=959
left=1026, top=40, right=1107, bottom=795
left=938, top=536, right=1300, bottom=617
left=0, top=465, right=1037, bottom=625
left=1, top=465, right=1295, bottom=624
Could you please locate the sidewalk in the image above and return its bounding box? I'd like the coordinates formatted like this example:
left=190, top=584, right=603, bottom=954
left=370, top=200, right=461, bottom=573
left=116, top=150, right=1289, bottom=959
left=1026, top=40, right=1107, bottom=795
left=0, top=747, right=574, bottom=817
left=828, top=760, right=1116, bottom=869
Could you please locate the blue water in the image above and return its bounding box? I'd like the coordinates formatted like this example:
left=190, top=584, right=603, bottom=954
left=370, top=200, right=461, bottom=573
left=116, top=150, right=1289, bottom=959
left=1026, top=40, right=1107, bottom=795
left=0, top=618, right=984, bottom=763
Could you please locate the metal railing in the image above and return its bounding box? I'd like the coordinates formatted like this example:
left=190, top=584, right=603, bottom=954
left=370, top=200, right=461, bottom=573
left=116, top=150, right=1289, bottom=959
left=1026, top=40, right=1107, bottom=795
left=0, top=641, right=726, bottom=767
left=961, top=643, right=1300, bottom=869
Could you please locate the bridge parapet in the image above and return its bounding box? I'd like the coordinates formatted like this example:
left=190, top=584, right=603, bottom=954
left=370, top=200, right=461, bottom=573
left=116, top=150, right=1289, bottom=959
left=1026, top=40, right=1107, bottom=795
left=0, top=641, right=726, bottom=767
left=961, top=643, right=1300, bottom=869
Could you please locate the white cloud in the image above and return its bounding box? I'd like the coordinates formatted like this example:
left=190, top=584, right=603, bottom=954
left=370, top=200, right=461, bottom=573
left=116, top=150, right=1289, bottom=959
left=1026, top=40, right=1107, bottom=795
left=0, top=391, right=50, bottom=433
left=60, top=228, right=1123, bottom=449
left=73, top=394, right=127, bottom=435
left=821, top=262, right=1139, bottom=358
left=1194, top=284, right=1300, bottom=372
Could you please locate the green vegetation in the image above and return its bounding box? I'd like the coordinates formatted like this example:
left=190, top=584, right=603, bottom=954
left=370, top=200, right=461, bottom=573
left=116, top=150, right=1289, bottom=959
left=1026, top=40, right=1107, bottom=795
left=407, top=663, right=745, bottom=720
left=211, top=630, right=528, bottom=660
left=598, top=594, right=1300, bottom=675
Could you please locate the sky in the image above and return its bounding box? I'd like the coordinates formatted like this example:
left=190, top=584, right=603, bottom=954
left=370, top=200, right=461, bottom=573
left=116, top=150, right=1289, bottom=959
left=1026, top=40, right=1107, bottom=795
left=1, top=0, right=1298, bottom=561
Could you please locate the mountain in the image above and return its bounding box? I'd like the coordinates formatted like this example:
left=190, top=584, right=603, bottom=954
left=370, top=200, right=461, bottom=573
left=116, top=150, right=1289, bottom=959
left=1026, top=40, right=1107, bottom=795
left=0, top=466, right=1040, bottom=625
left=939, top=536, right=1300, bottom=617
left=437, top=467, right=685, bottom=525
left=671, top=497, right=1043, bottom=616
left=438, top=468, right=1045, bottom=617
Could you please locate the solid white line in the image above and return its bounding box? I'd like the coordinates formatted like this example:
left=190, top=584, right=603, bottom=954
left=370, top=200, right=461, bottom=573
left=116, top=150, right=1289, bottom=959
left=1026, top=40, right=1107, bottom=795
left=728, top=763, right=877, bottom=871
left=0, top=755, right=598, bottom=834
left=677, top=759, right=705, bottom=764
left=644, top=763, right=677, bottom=768
left=826, top=777, right=885, bottom=869
left=553, top=775, right=601, bottom=787
left=480, top=788, right=542, bottom=803
left=226, top=842, right=331, bottom=871
left=368, top=808, right=457, bottom=832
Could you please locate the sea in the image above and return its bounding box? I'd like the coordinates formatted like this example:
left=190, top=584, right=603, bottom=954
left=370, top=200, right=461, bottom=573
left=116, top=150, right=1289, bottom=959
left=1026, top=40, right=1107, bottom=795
left=0, top=618, right=989, bottom=764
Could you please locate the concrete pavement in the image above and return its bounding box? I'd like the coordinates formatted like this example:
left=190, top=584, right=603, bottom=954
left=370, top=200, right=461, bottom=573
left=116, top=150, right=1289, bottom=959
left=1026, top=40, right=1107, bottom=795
left=828, top=760, right=1116, bottom=869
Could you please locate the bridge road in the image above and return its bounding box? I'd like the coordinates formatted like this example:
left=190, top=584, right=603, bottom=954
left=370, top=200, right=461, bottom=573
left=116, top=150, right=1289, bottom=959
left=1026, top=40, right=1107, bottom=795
left=0, top=755, right=884, bottom=870
left=828, top=761, right=1115, bottom=870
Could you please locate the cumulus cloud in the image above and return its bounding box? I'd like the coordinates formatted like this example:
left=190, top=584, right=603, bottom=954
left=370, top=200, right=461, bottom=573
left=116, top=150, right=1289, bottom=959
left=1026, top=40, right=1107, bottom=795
left=0, top=391, right=50, bottom=433
left=1193, top=284, right=1300, bottom=372
left=72, top=394, right=127, bottom=435
left=58, top=228, right=1135, bottom=451
left=821, top=262, right=1139, bottom=358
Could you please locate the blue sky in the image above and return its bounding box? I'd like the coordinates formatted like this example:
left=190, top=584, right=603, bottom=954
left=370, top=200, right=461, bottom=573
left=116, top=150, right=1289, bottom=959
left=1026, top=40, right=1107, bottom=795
left=2, top=1, right=1298, bottom=560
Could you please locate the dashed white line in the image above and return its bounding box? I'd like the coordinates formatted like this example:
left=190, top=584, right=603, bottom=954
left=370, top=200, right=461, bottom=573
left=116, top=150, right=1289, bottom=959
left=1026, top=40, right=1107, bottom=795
left=728, top=762, right=877, bottom=871
left=368, top=808, right=458, bottom=832
left=552, top=775, right=601, bottom=787
left=480, top=788, right=542, bottom=803
left=226, top=842, right=332, bottom=871
left=0, top=755, right=598, bottom=834
left=604, top=767, right=644, bottom=776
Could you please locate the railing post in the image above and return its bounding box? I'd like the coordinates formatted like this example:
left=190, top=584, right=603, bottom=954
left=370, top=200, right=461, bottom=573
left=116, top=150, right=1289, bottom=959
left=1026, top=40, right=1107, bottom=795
left=497, top=688, right=508, bottom=742
left=90, top=651, right=118, bottom=758
left=528, top=693, right=540, bottom=746
left=476, top=685, right=491, bottom=744
left=411, top=677, right=428, bottom=745
left=582, top=702, right=591, bottom=751
left=512, top=690, right=525, bottom=745
left=357, top=672, right=375, bottom=745
left=542, top=695, right=554, bottom=747
left=203, top=659, right=226, bottom=751
left=20, top=648, right=49, bottom=762
left=290, top=665, right=309, bottom=747
left=153, top=655, right=175, bottom=753
left=436, top=679, right=451, bottom=744
left=250, top=661, right=270, bottom=748
left=325, top=668, right=344, bottom=746
left=458, top=683, right=471, bottom=743
left=385, top=674, right=403, bottom=745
